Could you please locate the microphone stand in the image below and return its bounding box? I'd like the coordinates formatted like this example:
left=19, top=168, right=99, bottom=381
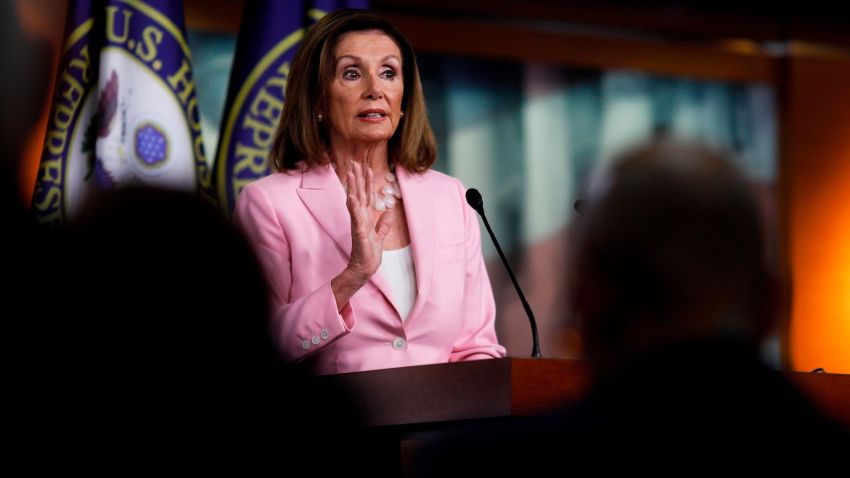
left=466, top=189, right=542, bottom=358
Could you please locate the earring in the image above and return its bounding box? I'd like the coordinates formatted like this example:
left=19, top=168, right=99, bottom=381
left=400, top=111, right=405, bottom=118
left=317, top=114, right=323, bottom=122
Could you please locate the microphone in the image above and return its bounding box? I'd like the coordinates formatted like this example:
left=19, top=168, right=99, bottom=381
left=573, top=199, right=586, bottom=214
left=465, top=188, right=541, bottom=358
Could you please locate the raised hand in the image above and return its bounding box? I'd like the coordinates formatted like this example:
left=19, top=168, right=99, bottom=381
left=331, top=161, right=394, bottom=310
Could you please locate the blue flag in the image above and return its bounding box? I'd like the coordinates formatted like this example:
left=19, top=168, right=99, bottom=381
left=32, top=0, right=212, bottom=226
left=213, top=0, right=367, bottom=216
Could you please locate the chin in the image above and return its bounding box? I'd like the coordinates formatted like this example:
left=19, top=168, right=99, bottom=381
left=354, top=130, right=395, bottom=143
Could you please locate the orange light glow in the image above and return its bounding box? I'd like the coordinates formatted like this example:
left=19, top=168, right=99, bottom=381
left=15, top=0, right=68, bottom=207
left=787, top=52, right=850, bottom=374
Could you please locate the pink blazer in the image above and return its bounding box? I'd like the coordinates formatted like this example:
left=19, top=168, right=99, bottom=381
left=234, top=164, right=506, bottom=374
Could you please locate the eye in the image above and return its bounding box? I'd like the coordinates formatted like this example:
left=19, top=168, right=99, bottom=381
left=342, top=69, right=360, bottom=80
left=381, top=68, right=397, bottom=80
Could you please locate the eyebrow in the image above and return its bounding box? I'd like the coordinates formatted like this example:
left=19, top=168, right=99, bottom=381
left=336, top=54, right=401, bottom=64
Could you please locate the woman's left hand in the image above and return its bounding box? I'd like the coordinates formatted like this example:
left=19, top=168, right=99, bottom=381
left=330, top=161, right=394, bottom=311
left=344, top=161, right=394, bottom=280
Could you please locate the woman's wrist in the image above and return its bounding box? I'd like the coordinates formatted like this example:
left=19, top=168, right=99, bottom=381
left=342, top=264, right=371, bottom=286
left=331, top=267, right=369, bottom=311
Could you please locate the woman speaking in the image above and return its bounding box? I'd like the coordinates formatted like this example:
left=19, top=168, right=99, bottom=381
left=235, top=10, right=506, bottom=374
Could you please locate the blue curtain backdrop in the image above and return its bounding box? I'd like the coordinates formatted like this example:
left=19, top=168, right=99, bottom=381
left=417, top=54, right=777, bottom=359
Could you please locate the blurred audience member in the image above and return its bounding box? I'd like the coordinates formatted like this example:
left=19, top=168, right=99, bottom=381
left=50, top=187, right=376, bottom=471
left=416, top=140, right=848, bottom=475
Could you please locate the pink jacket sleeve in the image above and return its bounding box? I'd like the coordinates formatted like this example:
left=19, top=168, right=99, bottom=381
left=233, top=184, right=355, bottom=362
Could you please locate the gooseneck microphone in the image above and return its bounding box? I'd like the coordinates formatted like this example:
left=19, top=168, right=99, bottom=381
left=465, top=188, right=541, bottom=358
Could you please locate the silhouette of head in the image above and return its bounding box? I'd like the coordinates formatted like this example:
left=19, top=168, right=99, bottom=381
left=569, top=140, right=776, bottom=376
left=11, top=186, right=372, bottom=469
left=65, top=187, right=275, bottom=373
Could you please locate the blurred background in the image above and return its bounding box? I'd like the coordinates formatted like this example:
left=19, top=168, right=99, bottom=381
left=12, top=0, right=850, bottom=372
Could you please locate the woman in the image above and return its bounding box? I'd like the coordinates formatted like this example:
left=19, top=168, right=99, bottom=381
left=234, top=9, right=506, bottom=374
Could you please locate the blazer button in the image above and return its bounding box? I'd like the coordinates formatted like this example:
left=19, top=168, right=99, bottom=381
left=320, top=329, right=329, bottom=340
left=392, top=337, right=407, bottom=351
left=301, top=340, right=311, bottom=350
left=311, top=335, right=321, bottom=345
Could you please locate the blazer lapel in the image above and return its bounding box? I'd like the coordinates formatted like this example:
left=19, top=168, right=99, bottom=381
left=397, top=166, right=435, bottom=325
left=296, top=165, right=351, bottom=257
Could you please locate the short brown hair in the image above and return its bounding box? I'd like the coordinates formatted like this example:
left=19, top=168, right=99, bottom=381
left=270, top=9, right=437, bottom=173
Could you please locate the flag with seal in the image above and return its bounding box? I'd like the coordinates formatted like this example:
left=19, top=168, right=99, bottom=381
left=32, top=0, right=213, bottom=226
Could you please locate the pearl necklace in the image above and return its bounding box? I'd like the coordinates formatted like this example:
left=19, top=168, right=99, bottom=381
left=335, top=162, right=403, bottom=212
left=375, top=171, right=402, bottom=211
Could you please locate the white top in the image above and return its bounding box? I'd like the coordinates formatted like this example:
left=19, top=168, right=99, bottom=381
left=378, top=245, right=417, bottom=322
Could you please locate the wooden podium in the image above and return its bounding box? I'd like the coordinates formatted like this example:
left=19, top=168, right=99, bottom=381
left=323, top=357, right=588, bottom=427
left=323, top=357, right=850, bottom=428
left=321, top=358, right=589, bottom=477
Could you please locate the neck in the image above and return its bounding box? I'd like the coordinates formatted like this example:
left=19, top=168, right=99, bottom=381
left=329, top=139, right=391, bottom=180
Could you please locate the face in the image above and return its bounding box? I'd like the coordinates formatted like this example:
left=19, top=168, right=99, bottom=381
left=326, top=30, right=404, bottom=148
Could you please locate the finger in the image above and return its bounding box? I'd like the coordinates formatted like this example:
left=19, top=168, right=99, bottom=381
left=374, top=210, right=394, bottom=240
left=350, top=162, right=359, bottom=205
left=354, top=162, right=366, bottom=206
left=365, top=167, right=374, bottom=208
left=346, top=171, right=358, bottom=208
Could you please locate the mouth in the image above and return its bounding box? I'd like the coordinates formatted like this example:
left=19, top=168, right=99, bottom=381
left=357, top=109, right=388, bottom=119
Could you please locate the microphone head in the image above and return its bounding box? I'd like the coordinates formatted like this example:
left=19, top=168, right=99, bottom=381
left=465, top=188, right=484, bottom=214
left=573, top=199, right=586, bottom=214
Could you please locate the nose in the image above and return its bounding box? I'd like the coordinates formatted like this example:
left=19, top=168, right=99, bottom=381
left=362, top=74, right=383, bottom=100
